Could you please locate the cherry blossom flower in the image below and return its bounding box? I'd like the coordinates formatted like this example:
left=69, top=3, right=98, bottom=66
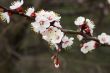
left=51, top=55, right=60, bottom=68
left=77, top=35, right=83, bottom=41
left=35, top=10, right=62, bottom=28
left=85, top=19, right=95, bottom=35
left=42, top=26, right=64, bottom=44
left=31, top=16, right=50, bottom=33
left=61, top=36, right=74, bottom=48
left=81, top=40, right=96, bottom=54
left=46, top=11, right=61, bottom=22
left=36, top=10, right=61, bottom=22
left=0, top=12, right=10, bottom=23
left=86, top=19, right=95, bottom=30
left=54, top=58, right=60, bottom=68
left=10, top=0, right=24, bottom=10
left=74, top=16, right=95, bottom=36
left=54, top=21, right=62, bottom=28
left=98, top=33, right=110, bottom=45
left=25, top=7, right=35, bottom=17
left=74, top=16, right=85, bottom=26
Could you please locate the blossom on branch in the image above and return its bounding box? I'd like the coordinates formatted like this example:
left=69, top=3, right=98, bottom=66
left=1, top=0, right=110, bottom=69
left=77, top=35, right=83, bottom=41
left=51, top=55, right=60, bottom=68
left=42, top=26, right=64, bottom=44
left=54, top=21, right=62, bottom=28
left=36, top=10, right=61, bottom=22
left=25, top=7, right=35, bottom=17
left=31, top=10, right=62, bottom=33
left=74, top=16, right=85, bottom=26
left=61, top=36, right=74, bottom=48
left=74, top=16, right=95, bottom=36
left=81, top=40, right=97, bottom=54
left=98, top=33, right=110, bottom=45
left=10, top=0, right=24, bottom=10
left=0, top=12, right=10, bottom=23
left=31, top=10, right=64, bottom=51
left=31, top=16, right=50, bottom=33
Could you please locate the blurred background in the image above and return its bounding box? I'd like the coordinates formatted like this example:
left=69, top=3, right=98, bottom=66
left=0, top=0, right=110, bottom=73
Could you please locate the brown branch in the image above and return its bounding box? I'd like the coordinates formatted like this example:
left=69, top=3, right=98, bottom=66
left=0, top=5, right=34, bottom=20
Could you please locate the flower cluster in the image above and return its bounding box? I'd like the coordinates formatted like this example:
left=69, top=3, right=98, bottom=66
left=1, top=0, right=110, bottom=68
left=74, top=16, right=97, bottom=54
left=98, top=33, right=110, bottom=45
left=31, top=10, right=74, bottom=51
left=25, top=7, right=36, bottom=17
left=74, top=16, right=95, bottom=36
left=31, top=10, right=74, bottom=68
left=0, top=0, right=75, bottom=68
left=74, top=17, right=110, bottom=54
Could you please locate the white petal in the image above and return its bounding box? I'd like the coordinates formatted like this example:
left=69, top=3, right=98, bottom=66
left=77, top=35, right=83, bottom=41
left=62, top=36, right=69, bottom=42
left=39, top=27, right=46, bottom=33
left=54, top=21, right=62, bottom=28
left=10, top=0, right=24, bottom=10
left=62, top=43, right=67, bottom=48
left=43, top=20, right=50, bottom=28
left=0, top=12, right=10, bottom=23
left=54, top=64, right=59, bottom=68
left=74, top=16, right=85, bottom=25
left=98, top=33, right=110, bottom=44
left=25, top=7, right=35, bottom=16
left=42, top=26, right=64, bottom=44
left=81, top=48, right=88, bottom=54
left=81, top=40, right=96, bottom=54
left=62, top=36, right=74, bottom=48
left=86, top=19, right=95, bottom=29
left=31, top=21, right=40, bottom=32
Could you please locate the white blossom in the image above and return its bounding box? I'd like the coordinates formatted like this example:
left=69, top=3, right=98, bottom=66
left=42, top=26, right=64, bottom=44
left=86, top=19, right=95, bottom=29
left=74, top=16, right=95, bottom=35
left=54, top=63, right=60, bottom=68
left=46, top=11, right=61, bottom=22
left=10, top=0, right=24, bottom=10
left=74, top=16, right=85, bottom=25
left=86, top=19, right=95, bottom=35
left=25, top=7, right=35, bottom=16
left=54, top=21, right=62, bottom=28
left=31, top=16, right=50, bottom=33
left=98, top=33, right=110, bottom=45
left=81, top=40, right=96, bottom=54
left=36, top=10, right=61, bottom=22
left=62, top=36, right=74, bottom=48
left=77, top=35, right=83, bottom=41
left=0, top=12, right=10, bottom=23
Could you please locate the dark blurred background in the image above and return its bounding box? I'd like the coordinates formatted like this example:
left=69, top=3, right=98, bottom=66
left=0, top=0, right=110, bottom=73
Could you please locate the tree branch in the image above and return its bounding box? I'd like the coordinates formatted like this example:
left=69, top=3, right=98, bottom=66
left=0, top=5, right=110, bottom=47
